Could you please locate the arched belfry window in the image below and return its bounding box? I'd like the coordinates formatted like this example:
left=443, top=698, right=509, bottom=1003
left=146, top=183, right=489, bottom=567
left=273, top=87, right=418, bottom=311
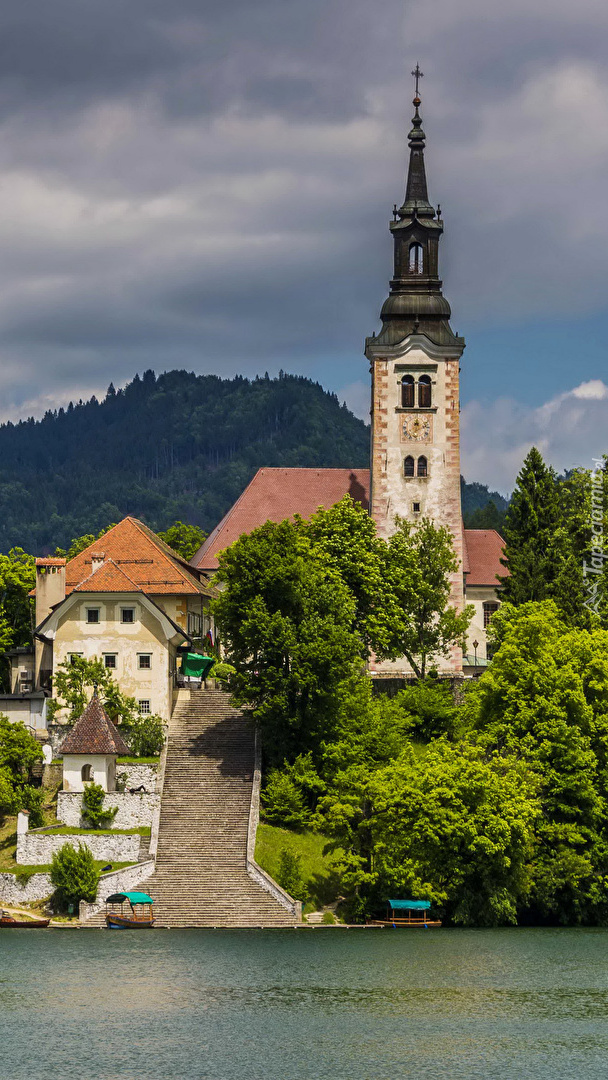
left=409, top=242, right=424, bottom=275
left=404, top=456, right=415, bottom=478
left=417, top=455, right=428, bottom=478
left=418, top=374, right=432, bottom=408
left=81, top=763, right=93, bottom=783
left=401, top=375, right=414, bottom=408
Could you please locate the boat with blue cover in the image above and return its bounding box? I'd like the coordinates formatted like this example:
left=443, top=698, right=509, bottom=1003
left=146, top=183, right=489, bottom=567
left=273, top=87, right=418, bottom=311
left=105, top=891, right=155, bottom=928
left=368, top=899, right=441, bottom=927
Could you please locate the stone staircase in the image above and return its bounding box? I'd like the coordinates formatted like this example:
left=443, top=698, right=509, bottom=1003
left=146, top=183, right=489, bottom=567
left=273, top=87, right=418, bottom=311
left=86, top=690, right=299, bottom=927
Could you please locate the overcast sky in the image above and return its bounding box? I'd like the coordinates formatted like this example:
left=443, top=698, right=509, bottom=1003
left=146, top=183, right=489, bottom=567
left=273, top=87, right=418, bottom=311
left=0, top=0, right=606, bottom=491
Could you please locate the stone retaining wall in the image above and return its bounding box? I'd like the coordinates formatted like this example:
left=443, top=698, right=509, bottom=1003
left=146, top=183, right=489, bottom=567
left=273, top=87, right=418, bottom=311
left=57, top=791, right=159, bottom=829
left=0, top=872, right=53, bottom=904
left=117, top=763, right=158, bottom=792
left=17, top=829, right=141, bottom=866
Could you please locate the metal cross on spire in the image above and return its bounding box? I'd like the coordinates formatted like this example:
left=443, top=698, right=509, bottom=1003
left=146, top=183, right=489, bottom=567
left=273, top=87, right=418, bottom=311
left=411, top=63, right=424, bottom=97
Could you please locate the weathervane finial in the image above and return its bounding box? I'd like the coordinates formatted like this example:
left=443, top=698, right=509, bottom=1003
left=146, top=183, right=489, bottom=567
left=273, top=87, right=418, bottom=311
left=411, top=63, right=424, bottom=98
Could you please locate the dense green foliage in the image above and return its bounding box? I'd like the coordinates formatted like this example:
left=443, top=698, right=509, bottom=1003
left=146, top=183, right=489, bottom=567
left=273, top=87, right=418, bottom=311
left=0, top=548, right=35, bottom=658
left=260, top=603, right=608, bottom=927
left=81, top=783, right=118, bottom=829
left=0, top=716, right=43, bottom=826
left=276, top=849, right=307, bottom=901
left=461, top=478, right=509, bottom=530
left=214, top=498, right=471, bottom=764
left=49, top=842, right=100, bottom=910
left=0, top=370, right=370, bottom=553
left=157, top=521, right=207, bottom=561
left=500, top=450, right=608, bottom=626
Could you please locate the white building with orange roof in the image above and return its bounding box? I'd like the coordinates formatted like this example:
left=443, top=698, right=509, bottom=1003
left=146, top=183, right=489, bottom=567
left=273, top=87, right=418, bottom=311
left=33, top=517, right=216, bottom=722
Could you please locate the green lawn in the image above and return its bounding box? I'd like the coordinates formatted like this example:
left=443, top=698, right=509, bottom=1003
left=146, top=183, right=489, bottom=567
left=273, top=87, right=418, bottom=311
left=255, top=823, right=343, bottom=911
left=116, top=756, right=160, bottom=765
left=11, top=860, right=137, bottom=884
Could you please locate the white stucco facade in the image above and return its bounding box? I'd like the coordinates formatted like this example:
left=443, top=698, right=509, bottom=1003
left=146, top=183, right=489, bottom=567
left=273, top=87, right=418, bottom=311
left=63, top=753, right=117, bottom=793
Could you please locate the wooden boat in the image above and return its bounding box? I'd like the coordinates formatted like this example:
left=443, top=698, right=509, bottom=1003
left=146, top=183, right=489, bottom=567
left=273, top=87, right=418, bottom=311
left=105, top=891, right=155, bottom=928
left=0, top=909, right=50, bottom=928
left=367, top=898, right=442, bottom=928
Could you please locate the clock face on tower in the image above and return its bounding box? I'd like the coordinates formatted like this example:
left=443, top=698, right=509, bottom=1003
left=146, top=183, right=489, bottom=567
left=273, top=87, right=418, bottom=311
left=401, top=414, right=433, bottom=442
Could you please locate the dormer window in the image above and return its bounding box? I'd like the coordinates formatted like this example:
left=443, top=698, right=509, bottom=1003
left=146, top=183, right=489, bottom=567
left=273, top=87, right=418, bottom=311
left=409, top=242, right=424, bottom=275
left=418, top=375, right=432, bottom=408
left=401, top=375, right=415, bottom=408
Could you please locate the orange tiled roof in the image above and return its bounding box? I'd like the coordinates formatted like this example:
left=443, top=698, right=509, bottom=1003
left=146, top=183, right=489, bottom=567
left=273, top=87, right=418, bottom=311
left=463, top=529, right=507, bottom=586
left=192, top=468, right=370, bottom=571
left=72, top=558, right=143, bottom=593
left=64, top=518, right=213, bottom=597
left=60, top=694, right=130, bottom=756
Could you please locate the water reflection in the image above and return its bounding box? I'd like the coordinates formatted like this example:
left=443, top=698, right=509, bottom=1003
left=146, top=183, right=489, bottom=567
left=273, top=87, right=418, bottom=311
left=2, top=929, right=608, bottom=1080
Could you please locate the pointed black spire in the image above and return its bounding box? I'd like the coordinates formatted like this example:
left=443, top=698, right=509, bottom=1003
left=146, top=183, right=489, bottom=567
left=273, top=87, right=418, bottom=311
left=401, top=66, right=434, bottom=217
left=364, top=68, right=464, bottom=352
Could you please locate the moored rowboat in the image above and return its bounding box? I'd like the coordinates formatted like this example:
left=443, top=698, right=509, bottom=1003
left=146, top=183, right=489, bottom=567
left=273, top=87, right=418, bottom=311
left=1, top=909, right=50, bottom=928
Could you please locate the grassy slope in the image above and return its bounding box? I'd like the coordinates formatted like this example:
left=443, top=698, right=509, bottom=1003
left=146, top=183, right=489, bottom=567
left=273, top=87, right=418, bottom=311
left=255, top=823, right=343, bottom=911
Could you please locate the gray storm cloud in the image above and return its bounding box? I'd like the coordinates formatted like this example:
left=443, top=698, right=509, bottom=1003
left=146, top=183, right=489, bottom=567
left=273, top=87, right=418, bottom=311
left=0, top=0, right=606, bottom=477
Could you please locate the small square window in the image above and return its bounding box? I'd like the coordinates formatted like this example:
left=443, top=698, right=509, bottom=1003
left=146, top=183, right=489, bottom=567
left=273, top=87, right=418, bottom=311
left=412, top=502, right=421, bottom=513
left=138, top=700, right=151, bottom=714
left=104, top=654, right=117, bottom=669
left=121, top=608, right=135, bottom=624
left=86, top=608, right=100, bottom=624
left=138, top=654, right=151, bottom=670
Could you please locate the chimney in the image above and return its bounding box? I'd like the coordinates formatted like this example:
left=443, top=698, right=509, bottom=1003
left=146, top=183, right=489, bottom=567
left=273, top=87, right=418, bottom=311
left=35, top=558, right=66, bottom=625
left=91, top=552, right=106, bottom=574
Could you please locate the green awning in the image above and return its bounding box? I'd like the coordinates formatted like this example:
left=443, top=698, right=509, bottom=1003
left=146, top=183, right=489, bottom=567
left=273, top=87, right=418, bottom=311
left=106, top=891, right=154, bottom=905
left=181, top=653, right=215, bottom=678
left=388, top=899, right=431, bottom=910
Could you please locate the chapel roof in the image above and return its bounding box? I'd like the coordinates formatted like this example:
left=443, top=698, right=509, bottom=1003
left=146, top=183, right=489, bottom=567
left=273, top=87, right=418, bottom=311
left=191, top=466, right=506, bottom=587
left=60, top=694, right=130, bottom=756
left=62, top=517, right=213, bottom=597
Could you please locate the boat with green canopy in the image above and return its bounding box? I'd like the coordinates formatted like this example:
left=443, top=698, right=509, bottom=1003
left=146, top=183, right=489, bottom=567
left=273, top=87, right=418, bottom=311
left=105, top=891, right=155, bottom=929
left=368, top=899, right=441, bottom=928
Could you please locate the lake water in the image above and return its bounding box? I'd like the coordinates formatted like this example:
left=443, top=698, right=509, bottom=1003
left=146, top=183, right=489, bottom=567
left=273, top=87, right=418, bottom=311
left=2, top=928, right=608, bottom=1079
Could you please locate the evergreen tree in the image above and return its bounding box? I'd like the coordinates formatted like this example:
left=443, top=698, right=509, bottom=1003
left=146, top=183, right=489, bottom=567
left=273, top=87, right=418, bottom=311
left=499, top=447, right=560, bottom=603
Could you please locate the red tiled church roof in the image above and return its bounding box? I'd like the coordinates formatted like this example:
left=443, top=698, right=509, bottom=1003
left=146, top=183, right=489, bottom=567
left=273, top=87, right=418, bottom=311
left=60, top=694, right=130, bottom=756
left=462, top=529, right=506, bottom=586
left=192, top=466, right=506, bottom=586
left=192, top=468, right=370, bottom=571
left=64, top=517, right=213, bottom=597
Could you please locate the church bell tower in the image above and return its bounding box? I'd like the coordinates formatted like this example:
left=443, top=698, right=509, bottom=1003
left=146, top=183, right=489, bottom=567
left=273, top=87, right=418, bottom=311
left=366, top=68, right=465, bottom=667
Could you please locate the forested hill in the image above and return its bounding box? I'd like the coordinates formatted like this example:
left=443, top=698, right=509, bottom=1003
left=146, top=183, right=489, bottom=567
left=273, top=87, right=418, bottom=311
left=0, top=370, right=371, bottom=553
left=0, top=368, right=508, bottom=553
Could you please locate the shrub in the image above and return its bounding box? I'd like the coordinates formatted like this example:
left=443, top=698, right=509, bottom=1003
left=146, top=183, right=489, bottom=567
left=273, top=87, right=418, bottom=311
left=277, top=849, right=306, bottom=901
left=122, top=714, right=165, bottom=757
left=0, top=766, right=15, bottom=823
left=17, top=785, right=45, bottom=828
left=50, top=842, right=100, bottom=911
left=262, top=769, right=310, bottom=827
left=208, top=661, right=236, bottom=685
left=321, top=911, right=335, bottom=924
left=82, top=783, right=118, bottom=829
